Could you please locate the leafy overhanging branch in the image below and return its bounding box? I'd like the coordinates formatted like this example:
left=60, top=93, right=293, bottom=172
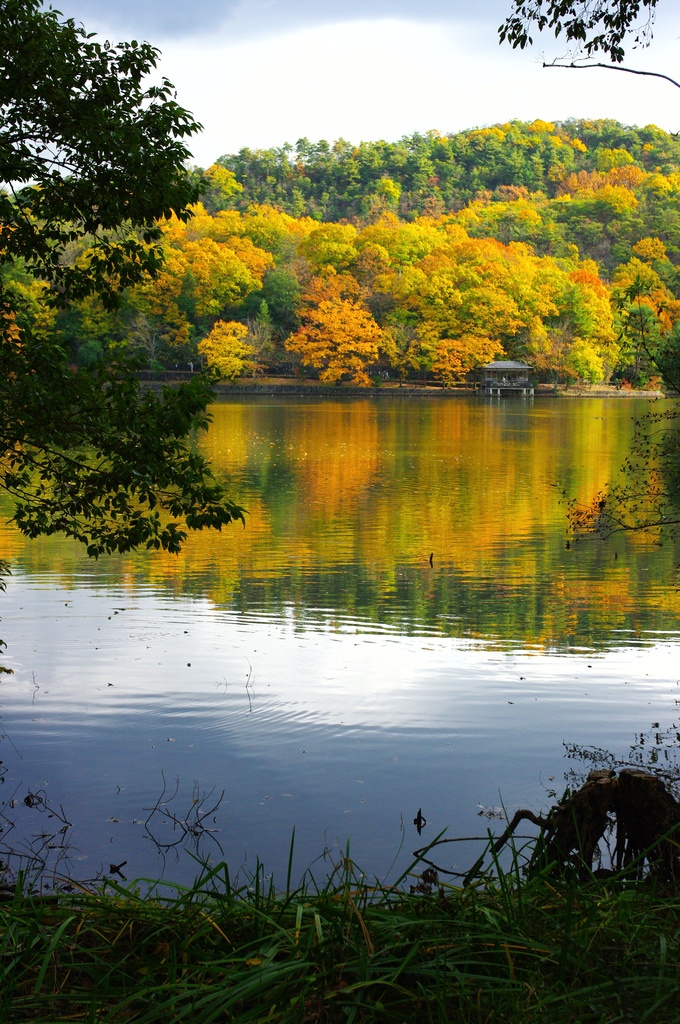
left=0, top=2, right=249, bottom=569
left=568, top=406, right=680, bottom=539
left=499, top=0, right=660, bottom=64
left=0, top=1, right=202, bottom=307
left=0, top=320, right=245, bottom=557
left=500, top=0, right=680, bottom=96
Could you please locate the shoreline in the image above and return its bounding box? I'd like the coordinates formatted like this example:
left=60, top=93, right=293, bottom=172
left=139, top=374, right=666, bottom=399
left=215, top=383, right=666, bottom=399
left=3, top=856, right=678, bottom=1023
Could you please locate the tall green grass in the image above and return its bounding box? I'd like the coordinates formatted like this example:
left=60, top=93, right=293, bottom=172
left=1, top=841, right=680, bottom=1023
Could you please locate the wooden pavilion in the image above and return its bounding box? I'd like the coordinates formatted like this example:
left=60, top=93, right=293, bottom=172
left=479, top=360, right=534, bottom=396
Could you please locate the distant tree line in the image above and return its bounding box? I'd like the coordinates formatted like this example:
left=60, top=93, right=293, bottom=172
left=8, top=119, right=680, bottom=390
left=211, top=119, right=680, bottom=240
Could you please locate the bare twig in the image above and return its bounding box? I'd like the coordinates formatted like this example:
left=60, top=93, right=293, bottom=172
left=543, top=59, right=680, bottom=90
left=143, top=773, right=225, bottom=864
left=413, top=821, right=547, bottom=882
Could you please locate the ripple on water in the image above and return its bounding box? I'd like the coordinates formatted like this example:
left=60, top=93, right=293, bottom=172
left=1, top=398, right=680, bottom=884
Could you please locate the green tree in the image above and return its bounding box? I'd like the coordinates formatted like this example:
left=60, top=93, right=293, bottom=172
left=1, top=1, right=200, bottom=304
left=246, top=300, right=275, bottom=376
left=261, top=269, right=302, bottom=337
left=0, top=2, right=245, bottom=568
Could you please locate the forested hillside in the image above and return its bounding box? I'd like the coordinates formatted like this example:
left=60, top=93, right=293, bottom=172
left=213, top=120, right=680, bottom=242
left=10, top=119, right=680, bottom=388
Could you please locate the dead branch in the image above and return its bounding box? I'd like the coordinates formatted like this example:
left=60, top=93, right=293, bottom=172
left=542, top=60, right=680, bottom=90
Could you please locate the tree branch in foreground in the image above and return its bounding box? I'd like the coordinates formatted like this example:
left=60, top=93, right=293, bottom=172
left=542, top=58, right=680, bottom=89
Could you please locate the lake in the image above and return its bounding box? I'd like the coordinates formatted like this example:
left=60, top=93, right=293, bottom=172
left=1, top=395, right=679, bottom=888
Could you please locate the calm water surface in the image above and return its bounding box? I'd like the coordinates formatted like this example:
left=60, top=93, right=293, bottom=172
left=1, top=396, right=679, bottom=886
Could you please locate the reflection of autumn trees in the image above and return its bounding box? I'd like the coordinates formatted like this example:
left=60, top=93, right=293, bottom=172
left=286, top=402, right=381, bottom=515
left=3, top=400, right=679, bottom=649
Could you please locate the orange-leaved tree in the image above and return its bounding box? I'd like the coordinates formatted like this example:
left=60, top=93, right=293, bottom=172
left=286, top=297, right=384, bottom=385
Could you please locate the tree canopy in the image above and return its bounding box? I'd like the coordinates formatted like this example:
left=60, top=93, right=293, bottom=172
left=0, top=1, right=245, bottom=564
left=1, top=0, right=200, bottom=304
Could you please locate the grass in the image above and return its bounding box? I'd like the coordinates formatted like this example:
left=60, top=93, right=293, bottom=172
left=1, top=842, right=680, bottom=1024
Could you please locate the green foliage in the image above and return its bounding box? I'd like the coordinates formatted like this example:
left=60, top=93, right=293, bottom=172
left=201, top=164, right=243, bottom=213
left=0, top=2, right=245, bottom=560
left=214, top=120, right=680, bottom=230
left=2, top=851, right=680, bottom=1023
left=1, top=327, right=244, bottom=556
left=0, top=0, right=202, bottom=308
left=499, top=0, right=660, bottom=64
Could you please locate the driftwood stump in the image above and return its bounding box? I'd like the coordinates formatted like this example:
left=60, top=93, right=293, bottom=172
left=614, top=769, right=680, bottom=879
left=528, top=768, right=680, bottom=880
left=542, top=768, right=615, bottom=873
left=415, top=769, right=680, bottom=885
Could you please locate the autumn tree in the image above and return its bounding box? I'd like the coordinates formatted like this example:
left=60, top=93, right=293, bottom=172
left=299, top=223, right=359, bottom=272
left=201, top=163, right=243, bottom=213
left=612, top=253, right=680, bottom=383
left=430, top=333, right=503, bottom=386
left=527, top=322, right=580, bottom=388
left=377, top=231, right=563, bottom=386
left=287, top=298, right=384, bottom=385
left=198, top=320, right=255, bottom=380
left=127, top=244, right=192, bottom=357
left=540, top=261, right=620, bottom=383
left=381, top=317, right=424, bottom=385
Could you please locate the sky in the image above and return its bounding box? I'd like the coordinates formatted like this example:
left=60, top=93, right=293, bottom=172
left=51, top=0, right=680, bottom=167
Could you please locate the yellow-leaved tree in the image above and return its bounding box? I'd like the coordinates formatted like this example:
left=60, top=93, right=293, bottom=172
left=198, top=321, right=254, bottom=380
left=286, top=298, right=384, bottom=385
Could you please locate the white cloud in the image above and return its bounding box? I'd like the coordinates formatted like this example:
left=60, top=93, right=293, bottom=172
left=151, top=16, right=680, bottom=165
left=41, top=1, right=680, bottom=162
left=49, top=0, right=505, bottom=41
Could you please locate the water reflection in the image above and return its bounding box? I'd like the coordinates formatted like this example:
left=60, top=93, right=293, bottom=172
left=5, top=397, right=680, bottom=648
left=0, top=397, right=679, bottom=885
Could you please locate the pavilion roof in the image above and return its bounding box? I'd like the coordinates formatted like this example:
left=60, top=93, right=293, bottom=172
left=482, top=361, right=532, bottom=370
